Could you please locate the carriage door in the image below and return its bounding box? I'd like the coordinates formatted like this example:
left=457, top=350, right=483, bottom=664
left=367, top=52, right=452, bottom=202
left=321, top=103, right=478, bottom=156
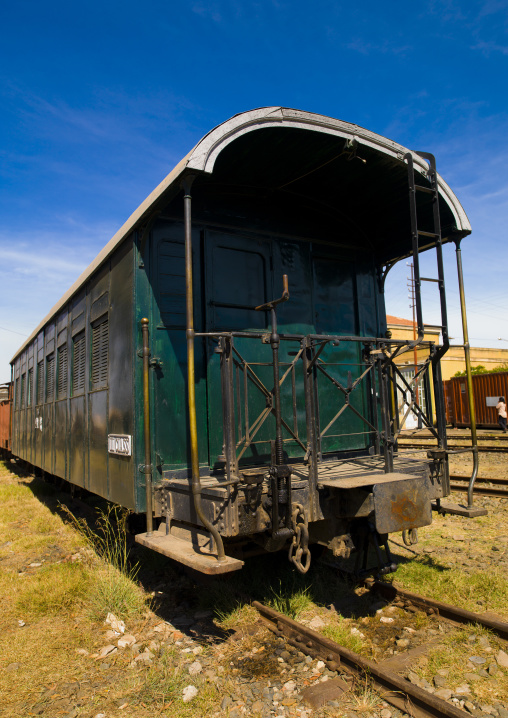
left=205, top=231, right=276, bottom=468
left=312, top=250, right=371, bottom=455
left=149, top=221, right=209, bottom=474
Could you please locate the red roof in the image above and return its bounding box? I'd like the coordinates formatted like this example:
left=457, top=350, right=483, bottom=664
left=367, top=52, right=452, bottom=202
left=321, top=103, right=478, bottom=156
left=386, top=315, right=416, bottom=327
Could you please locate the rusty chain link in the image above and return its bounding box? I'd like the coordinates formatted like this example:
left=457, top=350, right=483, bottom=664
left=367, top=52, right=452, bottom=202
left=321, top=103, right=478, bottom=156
left=288, top=502, right=311, bottom=573
left=402, top=528, right=419, bottom=546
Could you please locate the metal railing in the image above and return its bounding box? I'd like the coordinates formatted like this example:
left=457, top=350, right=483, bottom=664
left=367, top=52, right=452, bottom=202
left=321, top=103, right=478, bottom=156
left=197, top=331, right=449, bottom=488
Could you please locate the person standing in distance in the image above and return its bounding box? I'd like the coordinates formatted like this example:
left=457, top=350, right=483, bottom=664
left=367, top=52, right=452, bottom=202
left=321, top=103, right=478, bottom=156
left=496, top=396, right=507, bottom=432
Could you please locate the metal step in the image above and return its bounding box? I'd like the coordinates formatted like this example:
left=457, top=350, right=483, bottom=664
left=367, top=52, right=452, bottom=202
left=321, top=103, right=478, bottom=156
left=431, top=500, right=488, bottom=518
left=135, top=530, right=244, bottom=574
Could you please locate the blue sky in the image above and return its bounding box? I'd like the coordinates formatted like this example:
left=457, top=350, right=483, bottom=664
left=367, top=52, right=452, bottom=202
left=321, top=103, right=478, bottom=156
left=1, top=0, right=508, bottom=381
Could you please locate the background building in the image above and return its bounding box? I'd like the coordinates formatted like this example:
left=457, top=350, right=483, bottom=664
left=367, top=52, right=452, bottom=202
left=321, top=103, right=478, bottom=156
left=386, top=315, right=508, bottom=381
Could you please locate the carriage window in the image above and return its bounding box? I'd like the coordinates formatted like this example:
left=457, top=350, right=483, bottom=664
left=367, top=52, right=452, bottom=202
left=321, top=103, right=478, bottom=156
left=37, top=361, right=44, bottom=405
left=210, top=244, right=268, bottom=331
left=27, top=368, right=33, bottom=407
left=57, top=345, right=68, bottom=399
left=91, top=316, right=108, bottom=389
left=72, top=331, right=86, bottom=395
left=21, top=373, right=26, bottom=408
left=46, top=354, right=55, bottom=401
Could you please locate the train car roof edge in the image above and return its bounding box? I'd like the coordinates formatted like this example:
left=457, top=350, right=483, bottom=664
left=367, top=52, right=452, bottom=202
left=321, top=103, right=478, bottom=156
left=10, top=106, right=472, bottom=363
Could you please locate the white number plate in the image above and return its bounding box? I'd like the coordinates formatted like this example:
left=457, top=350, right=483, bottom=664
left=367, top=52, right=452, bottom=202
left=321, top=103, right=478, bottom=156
left=108, top=434, right=132, bottom=456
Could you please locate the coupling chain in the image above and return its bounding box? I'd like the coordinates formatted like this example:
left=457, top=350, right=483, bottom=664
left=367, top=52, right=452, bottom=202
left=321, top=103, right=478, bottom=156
left=402, top=528, right=418, bottom=546
left=288, top=502, right=311, bottom=574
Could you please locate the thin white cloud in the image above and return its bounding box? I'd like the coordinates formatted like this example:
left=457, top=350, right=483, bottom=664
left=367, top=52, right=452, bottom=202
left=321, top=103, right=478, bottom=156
left=0, top=247, right=87, bottom=278
left=0, top=219, right=120, bottom=381
left=346, top=37, right=411, bottom=55
left=472, top=40, right=508, bottom=55
left=192, top=3, right=222, bottom=22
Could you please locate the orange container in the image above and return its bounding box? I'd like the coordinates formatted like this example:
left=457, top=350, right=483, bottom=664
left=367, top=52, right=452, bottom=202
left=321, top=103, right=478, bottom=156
left=444, top=372, right=508, bottom=428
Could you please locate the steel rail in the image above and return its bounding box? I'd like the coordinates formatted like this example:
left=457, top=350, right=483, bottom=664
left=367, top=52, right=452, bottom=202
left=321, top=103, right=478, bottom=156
left=449, top=482, right=508, bottom=498
left=450, top=474, right=508, bottom=485
left=253, top=600, right=471, bottom=718
left=366, top=580, right=508, bottom=640
left=398, top=443, right=508, bottom=453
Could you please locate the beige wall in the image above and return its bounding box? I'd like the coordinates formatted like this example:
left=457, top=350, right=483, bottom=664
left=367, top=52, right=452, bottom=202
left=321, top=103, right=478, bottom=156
left=386, top=319, right=508, bottom=381
left=441, top=346, right=508, bottom=381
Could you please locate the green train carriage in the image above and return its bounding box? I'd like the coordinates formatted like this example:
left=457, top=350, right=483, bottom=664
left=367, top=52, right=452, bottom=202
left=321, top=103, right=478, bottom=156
left=9, top=107, right=474, bottom=576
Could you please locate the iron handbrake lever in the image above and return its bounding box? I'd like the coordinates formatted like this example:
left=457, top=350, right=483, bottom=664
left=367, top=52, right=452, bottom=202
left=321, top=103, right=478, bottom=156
left=255, top=274, right=290, bottom=312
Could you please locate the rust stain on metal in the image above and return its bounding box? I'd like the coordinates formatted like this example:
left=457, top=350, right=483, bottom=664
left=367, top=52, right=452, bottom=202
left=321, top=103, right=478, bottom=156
left=301, top=677, right=351, bottom=709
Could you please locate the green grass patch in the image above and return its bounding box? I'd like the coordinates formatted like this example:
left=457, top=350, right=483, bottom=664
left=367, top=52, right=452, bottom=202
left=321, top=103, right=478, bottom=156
left=394, top=556, right=508, bottom=615
left=267, top=579, right=313, bottom=618
left=321, top=618, right=364, bottom=653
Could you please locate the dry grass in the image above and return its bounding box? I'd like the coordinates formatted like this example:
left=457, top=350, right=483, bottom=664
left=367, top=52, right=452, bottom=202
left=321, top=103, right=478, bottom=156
left=0, top=460, right=152, bottom=717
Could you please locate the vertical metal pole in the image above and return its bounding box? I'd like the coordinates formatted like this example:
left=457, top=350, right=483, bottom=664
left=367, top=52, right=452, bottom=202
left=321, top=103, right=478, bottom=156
left=378, top=357, right=394, bottom=473
left=183, top=176, right=226, bottom=561
left=141, top=318, right=153, bottom=536
left=424, top=359, right=434, bottom=427
left=431, top=353, right=450, bottom=495
left=455, top=240, right=478, bottom=508
left=220, top=336, right=237, bottom=480
left=409, top=262, right=420, bottom=416
left=302, top=337, right=319, bottom=520
left=270, top=307, right=284, bottom=465
left=366, top=347, right=381, bottom=455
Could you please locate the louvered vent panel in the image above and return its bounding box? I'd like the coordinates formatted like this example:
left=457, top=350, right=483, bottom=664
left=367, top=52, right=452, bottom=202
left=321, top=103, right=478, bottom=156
left=46, top=354, right=55, bottom=401
left=91, top=318, right=108, bottom=388
left=57, top=346, right=68, bottom=398
left=37, top=361, right=44, bottom=405
left=28, top=368, right=33, bottom=406
left=72, top=332, right=86, bottom=394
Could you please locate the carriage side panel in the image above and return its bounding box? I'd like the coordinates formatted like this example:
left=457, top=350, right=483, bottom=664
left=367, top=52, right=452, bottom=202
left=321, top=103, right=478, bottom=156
left=107, top=240, right=135, bottom=507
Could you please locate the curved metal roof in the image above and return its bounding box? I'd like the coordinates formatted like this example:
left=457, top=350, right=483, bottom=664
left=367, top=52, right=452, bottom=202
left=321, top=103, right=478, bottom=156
left=12, top=107, right=471, bottom=362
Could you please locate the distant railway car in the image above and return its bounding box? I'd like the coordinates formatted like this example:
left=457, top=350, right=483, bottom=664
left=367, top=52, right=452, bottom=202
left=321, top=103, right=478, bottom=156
left=444, top=372, right=508, bottom=428
left=8, top=107, right=473, bottom=576
left=0, top=382, right=12, bottom=453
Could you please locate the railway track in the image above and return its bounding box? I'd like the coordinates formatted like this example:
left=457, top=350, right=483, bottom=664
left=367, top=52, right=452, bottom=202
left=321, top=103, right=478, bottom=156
left=253, top=581, right=508, bottom=718
left=399, top=442, right=508, bottom=452
left=449, top=474, right=508, bottom=498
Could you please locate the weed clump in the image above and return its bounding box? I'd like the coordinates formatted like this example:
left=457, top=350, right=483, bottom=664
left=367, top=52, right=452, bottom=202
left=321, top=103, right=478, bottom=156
left=61, top=503, right=148, bottom=621
left=322, top=618, right=364, bottom=654
left=267, top=579, right=312, bottom=619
